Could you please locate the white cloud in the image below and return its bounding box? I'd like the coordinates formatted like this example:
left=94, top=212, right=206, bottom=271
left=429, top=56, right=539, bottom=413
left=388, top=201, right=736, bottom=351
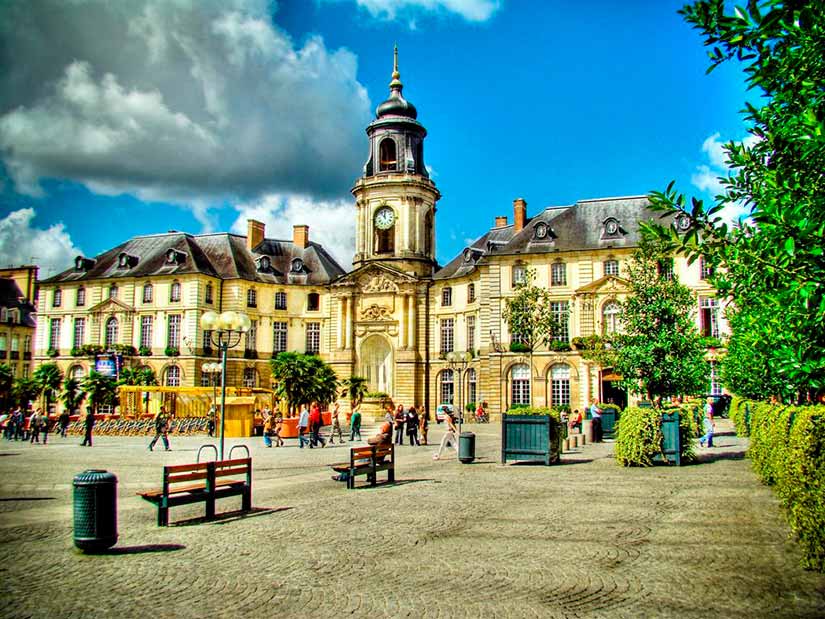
left=231, top=193, right=355, bottom=267
left=0, top=209, right=83, bottom=278
left=0, top=0, right=371, bottom=212
left=332, top=0, right=501, bottom=22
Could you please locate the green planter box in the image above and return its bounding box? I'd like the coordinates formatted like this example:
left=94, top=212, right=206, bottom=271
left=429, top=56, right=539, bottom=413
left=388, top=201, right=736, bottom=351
left=601, top=408, right=619, bottom=438
left=501, top=414, right=562, bottom=466
left=654, top=411, right=681, bottom=466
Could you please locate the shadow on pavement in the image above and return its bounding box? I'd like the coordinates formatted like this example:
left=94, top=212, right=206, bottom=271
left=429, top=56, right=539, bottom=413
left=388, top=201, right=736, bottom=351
left=104, top=544, right=186, bottom=555
left=0, top=497, right=56, bottom=502
left=172, top=506, right=293, bottom=527
left=696, top=450, right=747, bottom=463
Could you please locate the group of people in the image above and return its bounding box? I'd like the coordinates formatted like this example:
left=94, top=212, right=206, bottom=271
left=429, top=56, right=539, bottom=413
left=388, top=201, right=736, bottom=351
left=391, top=404, right=431, bottom=447
left=1, top=407, right=76, bottom=444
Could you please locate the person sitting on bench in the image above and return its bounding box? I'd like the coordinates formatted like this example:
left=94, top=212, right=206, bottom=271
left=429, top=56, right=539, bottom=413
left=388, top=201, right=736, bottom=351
left=331, top=420, right=392, bottom=482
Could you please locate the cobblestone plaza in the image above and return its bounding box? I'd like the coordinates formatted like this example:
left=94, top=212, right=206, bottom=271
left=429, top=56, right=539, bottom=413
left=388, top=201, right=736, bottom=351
left=1, top=420, right=824, bottom=618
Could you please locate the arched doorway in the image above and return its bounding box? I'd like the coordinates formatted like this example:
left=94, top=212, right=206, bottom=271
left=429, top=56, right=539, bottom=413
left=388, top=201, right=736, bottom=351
left=359, top=335, right=393, bottom=395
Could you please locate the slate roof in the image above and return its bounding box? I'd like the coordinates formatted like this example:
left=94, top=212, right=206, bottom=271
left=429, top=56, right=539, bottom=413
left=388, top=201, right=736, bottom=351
left=435, top=195, right=659, bottom=280
left=41, top=232, right=346, bottom=286
left=0, top=278, right=36, bottom=327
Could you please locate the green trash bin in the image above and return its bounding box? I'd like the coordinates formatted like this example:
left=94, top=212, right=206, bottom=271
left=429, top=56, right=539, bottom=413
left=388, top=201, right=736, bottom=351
left=459, top=432, right=475, bottom=464
left=73, top=470, right=118, bottom=552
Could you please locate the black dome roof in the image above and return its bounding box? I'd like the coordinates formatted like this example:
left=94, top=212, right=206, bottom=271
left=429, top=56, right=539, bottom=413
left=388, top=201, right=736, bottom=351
left=375, top=46, right=417, bottom=120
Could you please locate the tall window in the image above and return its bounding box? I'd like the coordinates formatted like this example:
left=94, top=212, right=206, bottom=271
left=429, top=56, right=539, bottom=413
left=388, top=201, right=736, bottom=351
left=604, top=259, right=619, bottom=277
left=0, top=333, right=6, bottom=354
left=305, top=322, right=320, bottom=354
left=73, top=318, right=86, bottom=348
left=512, top=265, right=526, bottom=287
left=511, top=364, right=530, bottom=406
left=167, top=315, right=181, bottom=348
left=140, top=316, right=153, bottom=349
left=76, top=287, right=86, bottom=307
left=467, top=283, right=476, bottom=303
left=275, top=292, right=287, bottom=310
left=23, top=335, right=31, bottom=356
left=201, top=368, right=221, bottom=386
left=466, top=315, right=476, bottom=352
left=243, top=368, right=257, bottom=388
left=109, top=284, right=118, bottom=299
left=143, top=283, right=153, bottom=303
left=467, top=368, right=477, bottom=406
left=602, top=301, right=621, bottom=335
left=551, top=301, right=569, bottom=342
left=442, top=287, right=452, bottom=307
left=657, top=258, right=674, bottom=281
left=700, top=297, right=720, bottom=338
left=700, top=256, right=715, bottom=280
left=709, top=361, right=722, bottom=396
left=551, top=262, right=567, bottom=286
left=307, top=293, right=320, bottom=311
left=10, top=336, right=18, bottom=356
left=273, top=321, right=288, bottom=353
left=245, top=320, right=258, bottom=352
left=247, top=288, right=257, bottom=308
left=440, top=369, right=454, bottom=405
left=105, top=317, right=118, bottom=348
left=550, top=364, right=571, bottom=407
left=53, top=289, right=62, bottom=307
left=375, top=226, right=394, bottom=254
left=170, top=281, right=181, bottom=302
left=440, top=318, right=454, bottom=353
left=205, top=282, right=214, bottom=304
left=49, top=318, right=61, bottom=351
left=164, top=365, right=181, bottom=387
left=379, top=137, right=397, bottom=171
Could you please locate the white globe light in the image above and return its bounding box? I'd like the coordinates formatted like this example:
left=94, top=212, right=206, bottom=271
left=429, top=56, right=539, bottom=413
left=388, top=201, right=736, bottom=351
left=218, top=311, right=235, bottom=331
left=200, top=310, right=218, bottom=330
left=238, top=313, right=251, bottom=332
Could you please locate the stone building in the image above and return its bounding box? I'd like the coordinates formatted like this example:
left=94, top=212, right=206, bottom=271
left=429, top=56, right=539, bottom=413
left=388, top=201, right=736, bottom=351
left=33, top=51, right=725, bottom=417
left=0, top=266, right=37, bottom=380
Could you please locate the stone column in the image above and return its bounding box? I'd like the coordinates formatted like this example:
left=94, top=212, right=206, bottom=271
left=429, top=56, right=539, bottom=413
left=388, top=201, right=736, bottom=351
left=407, top=294, right=416, bottom=348
left=337, top=297, right=345, bottom=349
left=345, top=295, right=353, bottom=350
left=399, top=295, right=407, bottom=349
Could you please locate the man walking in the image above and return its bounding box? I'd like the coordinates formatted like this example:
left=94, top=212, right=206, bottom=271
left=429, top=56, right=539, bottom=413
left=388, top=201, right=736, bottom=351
left=149, top=408, right=171, bottom=451
left=309, top=402, right=326, bottom=448
left=80, top=408, right=94, bottom=447
left=699, top=397, right=715, bottom=448
left=328, top=402, right=345, bottom=444
left=297, top=405, right=310, bottom=448
left=349, top=405, right=362, bottom=441
left=394, top=405, right=405, bottom=445
left=29, top=409, right=41, bottom=444
left=589, top=398, right=603, bottom=443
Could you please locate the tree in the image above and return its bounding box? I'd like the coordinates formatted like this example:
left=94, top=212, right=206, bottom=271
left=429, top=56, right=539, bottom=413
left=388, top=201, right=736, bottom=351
left=503, top=268, right=567, bottom=401
left=342, top=376, right=368, bottom=409
left=610, top=236, right=710, bottom=404
left=60, top=377, right=85, bottom=414
left=80, top=371, right=117, bottom=414
left=0, top=363, right=12, bottom=410
left=11, top=377, right=39, bottom=409
left=33, top=363, right=63, bottom=413
left=645, top=1, right=825, bottom=400
left=118, top=366, right=158, bottom=387
left=270, top=352, right=339, bottom=415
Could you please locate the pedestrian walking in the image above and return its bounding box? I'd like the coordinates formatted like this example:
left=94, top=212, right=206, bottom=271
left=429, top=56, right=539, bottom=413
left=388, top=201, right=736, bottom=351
left=273, top=412, right=284, bottom=447
left=309, top=402, right=326, bottom=448
left=433, top=409, right=458, bottom=460
left=394, top=405, right=405, bottom=445
left=39, top=410, right=50, bottom=445
left=29, top=409, right=41, bottom=444
left=589, top=398, right=603, bottom=443
left=328, top=402, right=345, bottom=444
left=263, top=414, right=274, bottom=447
left=699, top=397, right=715, bottom=448
left=419, top=405, right=430, bottom=445
left=207, top=406, right=216, bottom=437
left=80, top=408, right=94, bottom=447
left=148, top=408, right=171, bottom=451
left=58, top=410, right=70, bottom=438
left=349, top=405, right=362, bottom=441
left=406, top=406, right=420, bottom=446
left=11, top=408, right=24, bottom=440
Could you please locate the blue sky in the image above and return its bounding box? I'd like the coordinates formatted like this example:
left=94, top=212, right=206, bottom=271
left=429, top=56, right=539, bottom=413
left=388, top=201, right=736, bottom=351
left=0, top=0, right=751, bottom=278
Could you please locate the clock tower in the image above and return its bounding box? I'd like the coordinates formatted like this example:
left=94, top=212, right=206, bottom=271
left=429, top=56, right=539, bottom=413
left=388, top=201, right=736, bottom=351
left=351, top=46, right=441, bottom=278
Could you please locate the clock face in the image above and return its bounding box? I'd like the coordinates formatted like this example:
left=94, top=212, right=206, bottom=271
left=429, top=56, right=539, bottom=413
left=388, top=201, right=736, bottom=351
left=677, top=214, right=692, bottom=231
left=535, top=223, right=547, bottom=239
left=605, top=220, right=619, bottom=235
left=375, top=207, right=395, bottom=230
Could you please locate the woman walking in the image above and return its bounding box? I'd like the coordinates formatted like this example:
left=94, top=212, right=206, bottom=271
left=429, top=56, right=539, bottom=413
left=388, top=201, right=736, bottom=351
left=328, top=402, right=345, bottom=444
left=433, top=409, right=458, bottom=460
left=419, top=406, right=430, bottom=445
left=406, top=406, right=420, bottom=446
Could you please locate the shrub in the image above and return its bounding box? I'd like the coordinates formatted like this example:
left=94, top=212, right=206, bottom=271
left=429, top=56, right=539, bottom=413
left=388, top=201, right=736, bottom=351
left=505, top=406, right=560, bottom=421
left=729, top=395, right=749, bottom=436
left=364, top=391, right=389, bottom=399
left=509, top=341, right=530, bottom=353
left=548, top=340, right=571, bottom=352
left=164, top=346, right=180, bottom=357
left=46, top=348, right=58, bottom=358
left=614, top=406, right=663, bottom=467
left=138, top=346, right=152, bottom=357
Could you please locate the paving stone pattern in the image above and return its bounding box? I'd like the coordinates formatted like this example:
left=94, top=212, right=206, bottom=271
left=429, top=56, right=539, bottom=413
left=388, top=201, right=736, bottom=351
left=0, top=420, right=824, bottom=618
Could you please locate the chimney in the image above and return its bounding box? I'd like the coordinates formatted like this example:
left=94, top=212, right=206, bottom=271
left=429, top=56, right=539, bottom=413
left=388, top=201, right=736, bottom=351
left=293, top=224, right=309, bottom=249
left=494, top=216, right=508, bottom=228
left=513, top=198, right=527, bottom=232
left=247, top=219, right=265, bottom=250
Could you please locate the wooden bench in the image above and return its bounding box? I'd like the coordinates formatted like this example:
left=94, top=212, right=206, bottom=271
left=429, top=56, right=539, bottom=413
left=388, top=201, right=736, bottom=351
left=331, top=443, right=395, bottom=489
left=138, top=458, right=252, bottom=526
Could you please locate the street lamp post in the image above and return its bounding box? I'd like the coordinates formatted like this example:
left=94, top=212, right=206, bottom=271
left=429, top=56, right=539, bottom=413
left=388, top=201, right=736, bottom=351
left=202, top=361, right=221, bottom=434
left=200, top=310, right=251, bottom=460
left=446, top=351, right=472, bottom=436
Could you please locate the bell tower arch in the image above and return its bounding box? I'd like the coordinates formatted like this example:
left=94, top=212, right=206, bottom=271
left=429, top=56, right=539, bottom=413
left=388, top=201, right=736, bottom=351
left=352, top=46, right=441, bottom=278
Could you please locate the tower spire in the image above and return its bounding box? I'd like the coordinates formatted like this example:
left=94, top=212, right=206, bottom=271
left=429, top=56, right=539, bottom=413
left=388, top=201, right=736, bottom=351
left=390, top=43, right=403, bottom=90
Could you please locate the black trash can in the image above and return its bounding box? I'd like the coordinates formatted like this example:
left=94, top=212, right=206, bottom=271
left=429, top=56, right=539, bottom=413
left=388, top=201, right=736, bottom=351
left=73, top=469, right=118, bottom=553
left=458, top=431, right=475, bottom=464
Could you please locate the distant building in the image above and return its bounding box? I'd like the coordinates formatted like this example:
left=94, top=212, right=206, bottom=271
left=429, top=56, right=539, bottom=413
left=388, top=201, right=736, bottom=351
left=33, top=49, right=726, bottom=416
left=0, top=265, right=38, bottom=380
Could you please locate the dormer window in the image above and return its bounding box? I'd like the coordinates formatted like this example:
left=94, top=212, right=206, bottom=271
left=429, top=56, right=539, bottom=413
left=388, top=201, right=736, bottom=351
left=257, top=256, right=271, bottom=272
left=291, top=258, right=304, bottom=273
left=117, top=252, right=137, bottom=268
left=602, top=217, right=624, bottom=239
left=166, top=249, right=185, bottom=265
left=463, top=248, right=474, bottom=263
left=379, top=138, right=397, bottom=171
left=74, top=256, right=95, bottom=271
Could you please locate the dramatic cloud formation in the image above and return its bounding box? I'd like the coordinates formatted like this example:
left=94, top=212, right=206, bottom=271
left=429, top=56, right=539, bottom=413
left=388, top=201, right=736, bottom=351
left=0, top=0, right=370, bottom=208
left=0, top=209, right=83, bottom=278
left=327, top=0, right=500, bottom=23
left=231, top=193, right=356, bottom=267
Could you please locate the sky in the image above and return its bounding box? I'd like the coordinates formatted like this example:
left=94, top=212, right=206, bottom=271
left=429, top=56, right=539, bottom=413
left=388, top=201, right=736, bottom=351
left=0, top=0, right=753, bottom=279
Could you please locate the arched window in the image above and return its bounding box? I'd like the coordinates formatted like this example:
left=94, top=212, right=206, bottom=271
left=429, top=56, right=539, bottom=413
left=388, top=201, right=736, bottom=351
left=550, top=364, right=571, bottom=407
left=108, top=284, right=118, bottom=299
left=205, top=283, right=214, bottom=304
left=105, top=317, right=118, bottom=348
left=379, top=138, right=397, bottom=171
left=164, top=365, right=181, bottom=387
left=603, top=301, right=621, bottom=334
left=604, top=259, right=619, bottom=277
left=424, top=210, right=433, bottom=256
left=76, top=287, right=85, bottom=307
left=307, top=292, right=320, bottom=311
left=69, top=365, right=85, bottom=380
left=511, top=363, right=530, bottom=406
left=243, top=368, right=258, bottom=388
left=466, top=368, right=477, bottom=406
left=439, top=369, right=454, bottom=405
left=170, top=281, right=181, bottom=302
left=142, top=283, right=153, bottom=303
left=53, top=289, right=62, bottom=307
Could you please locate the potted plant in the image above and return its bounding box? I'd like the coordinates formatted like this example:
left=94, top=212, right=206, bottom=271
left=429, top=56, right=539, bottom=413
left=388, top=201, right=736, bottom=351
left=138, top=346, right=152, bottom=356
left=501, top=406, right=563, bottom=465
left=164, top=346, right=180, bottom=357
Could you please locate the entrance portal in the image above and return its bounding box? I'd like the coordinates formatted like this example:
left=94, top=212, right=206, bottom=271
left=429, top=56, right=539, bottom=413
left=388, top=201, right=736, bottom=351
left=360, top=335, right=393, bottom=395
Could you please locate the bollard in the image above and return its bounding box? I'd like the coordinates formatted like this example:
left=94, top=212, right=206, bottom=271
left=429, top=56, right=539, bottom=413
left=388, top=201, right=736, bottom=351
left=579, top=433, right=586, bottom=446
left=73, top=470, right=118, bottom=552
left=582, top=419, right=594, bottom=444
left=563, top=438, right=569, bottom=452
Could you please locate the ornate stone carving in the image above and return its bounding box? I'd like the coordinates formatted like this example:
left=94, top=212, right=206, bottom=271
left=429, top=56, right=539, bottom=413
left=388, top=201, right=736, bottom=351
left=362, top=275, right=398, bottom=293
left=361, top=304, right=393, bottom=321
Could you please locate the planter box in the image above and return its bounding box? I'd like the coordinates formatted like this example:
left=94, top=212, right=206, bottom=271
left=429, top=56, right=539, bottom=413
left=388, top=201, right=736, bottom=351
left=501, top=414, right=562, bottom=465
left=654, top=411, right=681, bottom=466
left=601, top=408, right=619, bottom=438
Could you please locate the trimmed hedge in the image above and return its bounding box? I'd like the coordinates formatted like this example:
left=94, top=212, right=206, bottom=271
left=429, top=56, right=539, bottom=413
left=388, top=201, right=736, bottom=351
left=505, top=406, right=561, bottom=421
left=615, top=405, right=696, bottom=467
left=736, top=399, right=825, bottom=572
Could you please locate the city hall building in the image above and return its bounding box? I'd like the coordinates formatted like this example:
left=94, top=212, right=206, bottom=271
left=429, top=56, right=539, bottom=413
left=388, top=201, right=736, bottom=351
left=34, top=55, right=725, bottom=417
